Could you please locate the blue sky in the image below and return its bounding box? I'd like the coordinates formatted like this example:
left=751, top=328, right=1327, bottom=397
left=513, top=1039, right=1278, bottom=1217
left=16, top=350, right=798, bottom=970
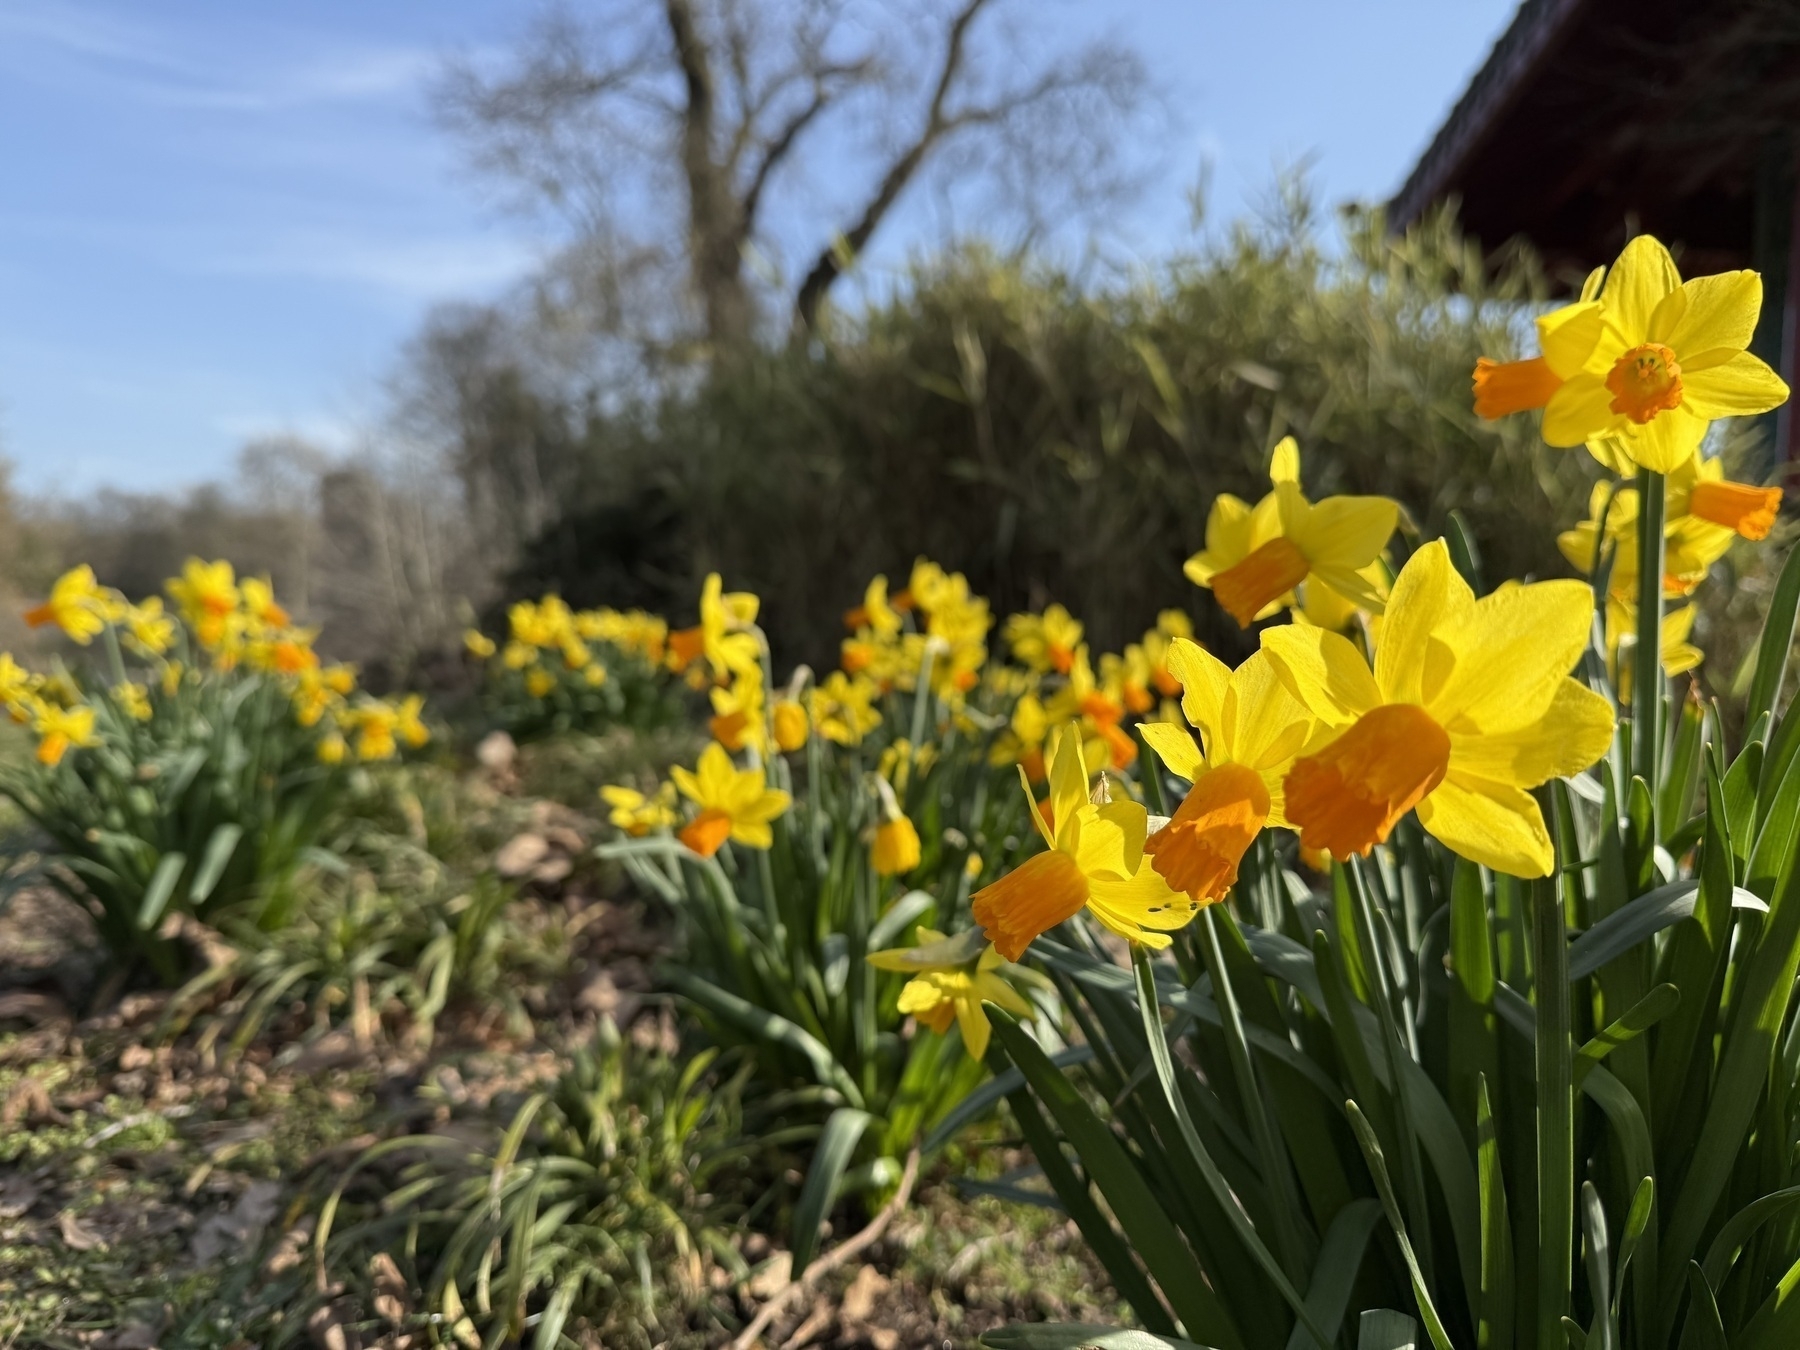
left=0, top=0, right=1518, bottom=496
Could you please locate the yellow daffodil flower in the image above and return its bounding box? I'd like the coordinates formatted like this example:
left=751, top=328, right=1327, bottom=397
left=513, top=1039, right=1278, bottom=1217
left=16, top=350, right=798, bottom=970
left=1185, top=438, right=1399, bottom=628
left=1044, top=647, right=1135, bottom=771
left=115, top=682, right=153, bottom=722
left=669, top=574, right=762, bottom=681
left=525, top=668, right=556, bottom=698
left=973, top=725, right=1196, bottom=960
left=509, top=596, right=573, bottom=649
left=671, top=742, right=791, bottom=857
left=167, top=559, right=240, bottom=648
left=395, top=695, right=430, bottom=749
left=317, top=732, right=347, bottom=765
left=1540, top=236, right=1787, bottom=472
left=350, top=704, right=399, bottom=761
left=866, top=928, right=1033, bottom=1060
left=1137, top=640, right=1319, bottom=902
left=464, top=628, right=497, bottom=659
left=1558, top=473, right=1737, bottom=601
left=0, top=655, right=40, bottom=722
left=990, top=691, right=1051, bottom=782
left=34, top=703, right=98, bottom=767
left=873, top=814, right=922, bottom=876
left=25, top=566, right=112, bottom=645
left=1005, top=604, right=1084, bottom=675
left=772, top=699, right=809, bottom=752
left=809, top=671, right=882, bottom=745
left=1606, top=597, right=1702, bottom=703
left=844, top=575, right=904, bottom=639
left=122, top=598, right=176, bottom=656
left=239, top=577, right=290, bottom=630
left=1140, top=611, right=1193, bottom=700
left=708, top=668, right=766, bottom=753
left=1262, top=540, right=1615, bottom=877
left=600, top=782, right=679, bottom=836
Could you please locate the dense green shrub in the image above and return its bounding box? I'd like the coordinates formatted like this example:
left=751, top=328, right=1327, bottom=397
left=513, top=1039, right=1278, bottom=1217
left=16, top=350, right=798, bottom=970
left=518, top=204, right=1578, bottom=666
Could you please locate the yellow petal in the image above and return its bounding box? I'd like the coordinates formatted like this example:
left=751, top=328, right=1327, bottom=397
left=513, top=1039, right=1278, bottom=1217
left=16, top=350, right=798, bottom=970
left=1537, top=300, right=1606, bottom=379
left=1269, top=436, right=1301, bottom=485
left=1293, top=496, right=1399, bottom=569
left=1680, top=351, right=1790, bottom=419
left=1259, top=626, right=1381, bottom=726
left=1222, top=651, right=1317, bottom=775
left=1167, top=637, right=1230, bottom=745
left=1601, top=235, right=1681, bottom=342
left=1140, top=720, right=1205, bottom=781
left=1431, top=578, right=1594, bottom=732
left=1447, top=679, right=1614, bottom=787
left=1085, top=867, right=1195, bottom=945
left=1375, top=541, right=1471, bottom=707
left=1651, top=270, right=1761, bottom=356
left=1542, top=373, right=1617, bottom=447
left=973, top=970, right=1035, bottom=1020
left=1047, top=726, right=1090, bottom=851
left=954, top=997, right=992, bottom=1059
left=1416, top=774, right=1554, bottom=877
left=1619, top=408, right=1708, bottom=474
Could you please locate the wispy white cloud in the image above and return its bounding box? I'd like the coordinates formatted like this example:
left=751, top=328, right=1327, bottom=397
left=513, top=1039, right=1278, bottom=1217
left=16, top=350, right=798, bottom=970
left=0, top=0, right=438, bottom=112
left=201, top=230, right=539, bottom=300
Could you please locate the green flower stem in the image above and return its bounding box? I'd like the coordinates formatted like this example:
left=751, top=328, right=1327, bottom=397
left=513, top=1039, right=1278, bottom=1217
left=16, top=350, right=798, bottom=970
left=1633, top=466, right=1666, bottom=800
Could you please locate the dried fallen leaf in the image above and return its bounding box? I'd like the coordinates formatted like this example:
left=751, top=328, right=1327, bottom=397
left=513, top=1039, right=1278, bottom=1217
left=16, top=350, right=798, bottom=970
left=58, top=1208, right=108, bottom=1252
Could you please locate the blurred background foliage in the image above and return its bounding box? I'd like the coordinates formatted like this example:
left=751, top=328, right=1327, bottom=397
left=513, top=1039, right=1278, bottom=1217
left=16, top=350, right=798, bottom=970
left=3, top=194, right=1631, bottom=681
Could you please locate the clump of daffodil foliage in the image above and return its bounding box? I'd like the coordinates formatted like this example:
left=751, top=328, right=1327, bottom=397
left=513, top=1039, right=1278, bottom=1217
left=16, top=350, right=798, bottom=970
left=578, top=230, right=1800, bottom=1350
left=4, top=558, right=429, bottom=981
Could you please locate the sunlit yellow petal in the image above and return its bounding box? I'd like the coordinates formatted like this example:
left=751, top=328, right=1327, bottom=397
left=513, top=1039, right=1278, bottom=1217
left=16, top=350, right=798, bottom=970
left=1374, top=540, right=1468, bottom=707
left=1292, top=495, right=1399, bottom=569
left=1651, top=270, right=1760, bottom=356
left=1537, top=300, right=1605, bottom=379
left=1542, top=374, right=1617, bottom=447
left=1447, top=679, right=1615, bottom=787
left=1430, top=578, right=1594, bottom=732
left=1167, top=637, right=1230, bottom=745
left=1258, top=626, right=1382, bottom=726
left=1269, top=436, right=1301, bottom=485
left=1601, top=235, right=1681, bottom=342
left=1416, top=774, right=1554, bottom=878
left=1680, top=351, right=1790, bottom=418
left=1139, top=720, right=1204, bottom=781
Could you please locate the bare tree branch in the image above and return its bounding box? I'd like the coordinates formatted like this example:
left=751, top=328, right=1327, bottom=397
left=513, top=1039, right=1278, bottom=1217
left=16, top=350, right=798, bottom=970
left=792, top=0, right=993, bottom=332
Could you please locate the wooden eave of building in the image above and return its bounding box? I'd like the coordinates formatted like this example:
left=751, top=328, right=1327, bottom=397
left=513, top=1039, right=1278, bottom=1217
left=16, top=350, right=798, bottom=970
left=1392, top=0, right=1800, bottom=281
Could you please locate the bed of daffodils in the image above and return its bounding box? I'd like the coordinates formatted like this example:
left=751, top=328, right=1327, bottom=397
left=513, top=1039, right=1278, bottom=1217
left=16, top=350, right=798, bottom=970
left=10, top=232, right=1800, bottom=1349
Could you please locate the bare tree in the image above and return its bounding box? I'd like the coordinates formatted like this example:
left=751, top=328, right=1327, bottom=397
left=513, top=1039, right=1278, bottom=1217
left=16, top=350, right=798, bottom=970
left=436, top=0, right=1153, bottom=351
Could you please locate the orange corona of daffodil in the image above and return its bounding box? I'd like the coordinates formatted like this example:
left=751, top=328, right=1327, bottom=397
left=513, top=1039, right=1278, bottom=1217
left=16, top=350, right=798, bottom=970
left=671, top=742, right=791, bottom=857
left=1137, top=640, right=1319, bottom=902
left=973, top=725, right=1196, bottom=960
left=1262, top=540, right=1615, bottom=877
left=1538, top=236, right=1787, bottom=472
left=1185, top=438, right=1398, bottom=628
left=866, top=928, right=1033, bottom=1060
